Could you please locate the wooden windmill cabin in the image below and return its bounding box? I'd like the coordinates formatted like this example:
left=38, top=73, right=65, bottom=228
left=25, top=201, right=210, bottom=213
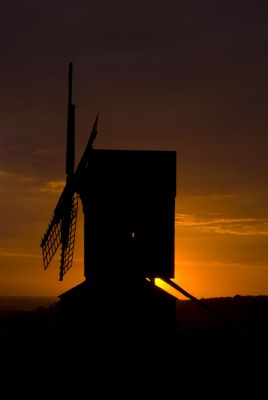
left=41, top=63, right=178, bottom=347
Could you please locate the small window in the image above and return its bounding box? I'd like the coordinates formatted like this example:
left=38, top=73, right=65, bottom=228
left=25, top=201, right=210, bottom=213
left=131, top=232, right=135, bottom=238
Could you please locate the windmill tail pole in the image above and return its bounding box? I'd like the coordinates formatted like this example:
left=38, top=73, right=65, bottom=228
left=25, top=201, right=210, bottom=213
left=160, top=277, right=237, bottom=330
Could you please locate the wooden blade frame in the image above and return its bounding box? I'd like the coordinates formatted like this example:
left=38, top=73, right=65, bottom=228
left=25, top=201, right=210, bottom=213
left=41, top=215, right=62, bottom=270
left=59, top=193, right=79, bottom=281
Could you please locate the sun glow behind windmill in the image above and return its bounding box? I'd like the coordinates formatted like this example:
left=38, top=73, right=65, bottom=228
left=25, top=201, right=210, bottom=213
left=40, top=62, right=99, bottom=281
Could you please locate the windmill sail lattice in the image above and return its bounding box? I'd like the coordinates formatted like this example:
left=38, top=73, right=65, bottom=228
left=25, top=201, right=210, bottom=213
left=41, top=215, right=61, bottom=270
left=41, top=192, right=79, bottom=280
left=59, top=192, right=79, bottom=280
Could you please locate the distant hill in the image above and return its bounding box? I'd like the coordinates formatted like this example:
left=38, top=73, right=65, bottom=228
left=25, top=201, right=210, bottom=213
left=176, top=295, right=268, bottom=335
left=1, top=294, right=268, bottom=337
left=0, top=296, right=58, bottom=312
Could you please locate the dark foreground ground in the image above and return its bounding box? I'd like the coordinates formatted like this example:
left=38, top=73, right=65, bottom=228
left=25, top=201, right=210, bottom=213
left=1, top=296, right=268, bottom=397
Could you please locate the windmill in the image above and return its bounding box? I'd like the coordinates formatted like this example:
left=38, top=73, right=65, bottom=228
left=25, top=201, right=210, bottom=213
left=39, top=62, right=178, bottom=341
left=40, top=63, right=232, bottom=343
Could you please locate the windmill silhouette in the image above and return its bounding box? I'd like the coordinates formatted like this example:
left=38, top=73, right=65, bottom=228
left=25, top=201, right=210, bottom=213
left=40, top=62, right=178, bottom=341
left=40, top=63, right=230, bottom=345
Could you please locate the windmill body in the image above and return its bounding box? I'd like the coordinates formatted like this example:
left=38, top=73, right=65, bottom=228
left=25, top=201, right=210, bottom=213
left=41, top=63, right=178, bottom=346
left=79, top=148, right=176, bottom=284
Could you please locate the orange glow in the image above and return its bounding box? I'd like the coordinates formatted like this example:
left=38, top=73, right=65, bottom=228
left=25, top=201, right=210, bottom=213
left=1, top=196, right=268, bottom=298
left=1, top=0, right=268, bottom=302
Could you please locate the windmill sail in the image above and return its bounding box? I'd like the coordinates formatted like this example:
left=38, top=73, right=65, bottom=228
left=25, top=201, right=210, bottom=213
left=66, top=61, right=75, bottom=177
left=40, top=182, right=73, bottom=266
left=40, top=62, right=99, bottom=280
left=74, top=113, right=99, bottom=182
left=41, top=214, right=61, bottom=270
left=59, top=192, right=79, bottom=280
left=41, top=62, right=77, bottom=280
left=41, top=189, right=79, bottom=280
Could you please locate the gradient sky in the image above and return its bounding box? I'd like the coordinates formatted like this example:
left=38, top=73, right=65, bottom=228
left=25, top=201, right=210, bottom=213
left=1, top=0, right=268, bottom=299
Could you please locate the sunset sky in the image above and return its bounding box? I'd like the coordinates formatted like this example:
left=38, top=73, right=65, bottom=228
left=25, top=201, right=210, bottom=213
left=1, top=0, right=268, bottom=299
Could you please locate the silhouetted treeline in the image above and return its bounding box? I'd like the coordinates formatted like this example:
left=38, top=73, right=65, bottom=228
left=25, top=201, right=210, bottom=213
left=1, top=295, right=268, bottom=337
left=0, top=301, right=60, bottom=337
left=176, top=295, right=268, bottom=334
